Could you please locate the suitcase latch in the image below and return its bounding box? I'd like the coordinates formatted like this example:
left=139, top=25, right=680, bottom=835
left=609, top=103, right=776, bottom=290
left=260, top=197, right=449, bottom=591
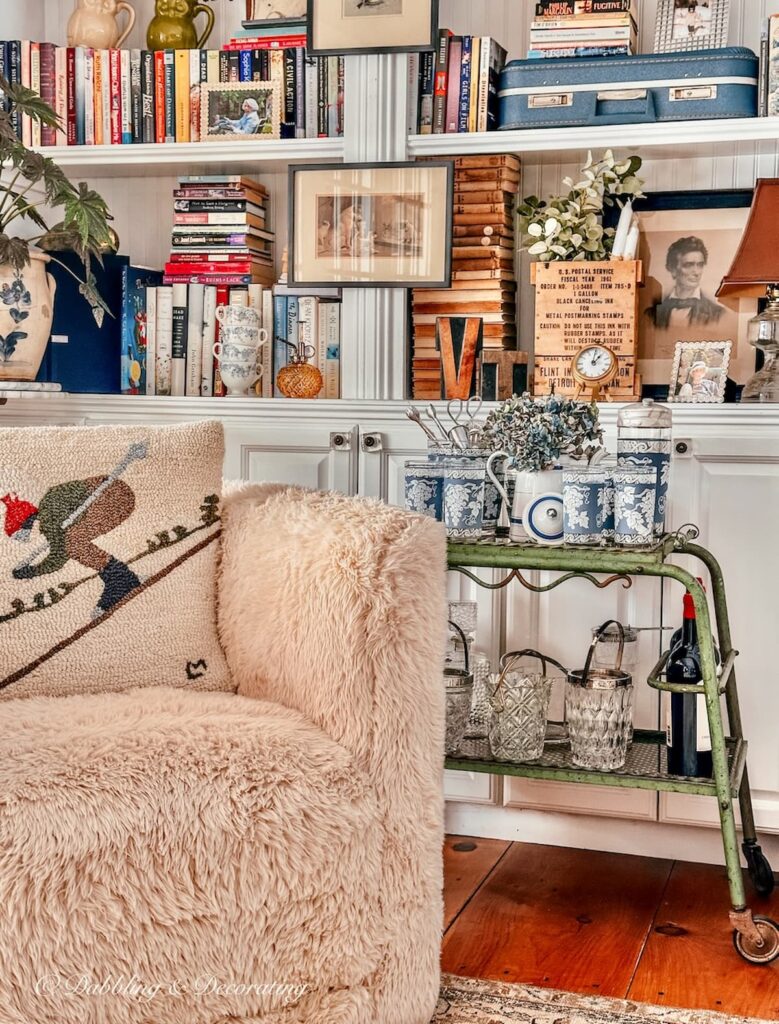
left=596, top=88, right=647, bottom=101
left=670, top=84, right=717, bottom=101
left=528, top=92, right=573, bottom=109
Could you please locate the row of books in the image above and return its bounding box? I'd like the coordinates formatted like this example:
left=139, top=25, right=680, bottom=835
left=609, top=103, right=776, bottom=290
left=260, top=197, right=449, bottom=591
left=0, top=39, right=344, bottom=145
left=758, top=15, right=779, bottom=117
left=164, top=174, right=276, bottom=288
left=411, top=154, right=520, bottom=400
left=272, top=285, right=342, bottom=400
left=529, top=0, right=638, bottom=60
left=407, top=31, right=508, bottom=136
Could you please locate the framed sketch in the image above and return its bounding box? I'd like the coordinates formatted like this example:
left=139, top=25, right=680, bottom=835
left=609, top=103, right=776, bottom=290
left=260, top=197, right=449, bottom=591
left=200, top=82, right=281, bottom=141
left=654, top=0, right=730, bottom=53
left=307, top=0, right=439, bottom=56
left=669, top=341, right=731, bottom=403
left=247, top=0, right=307, bottom=20
left=633, top=190, right=753, bottom=388
left=289, top=161, right=453, bottom=287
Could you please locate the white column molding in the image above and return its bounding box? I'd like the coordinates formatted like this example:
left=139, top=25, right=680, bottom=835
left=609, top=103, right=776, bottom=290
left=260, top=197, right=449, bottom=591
left=340, top=53, right=410, bottom=401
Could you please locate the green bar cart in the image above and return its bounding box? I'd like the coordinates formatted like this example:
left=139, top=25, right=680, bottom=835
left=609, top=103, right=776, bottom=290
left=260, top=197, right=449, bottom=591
left=446, top=526, right=778, bottom=965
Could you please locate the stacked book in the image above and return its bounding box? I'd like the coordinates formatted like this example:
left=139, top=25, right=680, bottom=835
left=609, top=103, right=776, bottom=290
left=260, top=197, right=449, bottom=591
left=164, top=174, right=275, bottom=289
left=408, top=31, right=508, bottom=135
left=0, top=37, right=343, bottom=146
left=529, top=0, right=638, bottom=60
left=411, top=154, right=520, bottom=400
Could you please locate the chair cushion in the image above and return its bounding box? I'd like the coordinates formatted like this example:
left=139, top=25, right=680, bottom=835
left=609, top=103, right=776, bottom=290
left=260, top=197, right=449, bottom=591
left=0, top=420, right=232, bottom=700
left=0, top=687, right=383, bottom=1024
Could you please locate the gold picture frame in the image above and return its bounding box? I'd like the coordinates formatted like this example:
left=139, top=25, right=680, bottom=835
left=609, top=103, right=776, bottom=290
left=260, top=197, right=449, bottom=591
left=199, top=82, right=281, bottom=142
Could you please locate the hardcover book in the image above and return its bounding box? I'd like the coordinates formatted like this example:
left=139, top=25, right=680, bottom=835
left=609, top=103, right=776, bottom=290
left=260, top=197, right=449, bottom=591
left=120, top=265, right=164, bottom=395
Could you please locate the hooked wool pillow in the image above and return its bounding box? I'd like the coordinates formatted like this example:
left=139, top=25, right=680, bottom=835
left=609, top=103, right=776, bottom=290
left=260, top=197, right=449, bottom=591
left=0, top=420, right=232, bottom=700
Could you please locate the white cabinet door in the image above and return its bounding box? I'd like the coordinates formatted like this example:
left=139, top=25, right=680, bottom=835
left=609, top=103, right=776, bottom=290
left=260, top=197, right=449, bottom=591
left=660, top=435, right=779, bottom=833
left=224, top=420, right=358, bottom=495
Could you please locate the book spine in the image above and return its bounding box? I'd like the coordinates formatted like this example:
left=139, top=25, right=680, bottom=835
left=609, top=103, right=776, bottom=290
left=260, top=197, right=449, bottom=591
left=93, top=50, right=104, bottom=146
left=100, top=50, right=111, bottom=144
left=30, top=42, right=41, bottom=147
left=337, top=57, right=345, bottom=137
left=433, top=29, right=451, bottom=135
left=55, top=46, right=68, bottom=146
left=759, top=19, right=770, bottom=117
left=185, top=282, right=205, bottom=396
left=130, top=49, right=142, bottom=143
left=190, top=48, right=201, bottom=142
left=324, top=301, right=340, bottom=399
left=249, top=47, right=263, bottom=80
left=458, top=36, right=472, bottom=134
left=213, top=285, right=230, bottom=396
left=21, top=41, right=31, bottom=148
left=535, top=0, right=634, bottom=12
left=174, top=49, right=190, bottom=143
left=486, top=39, right=507, bottom=132
left=282, top=48, right=296, bottom=139
left=0, top=44, right=6, bottom=115
left=769, top=16, right=779, bottom=117
left=530, top=25, right=634, bottom=42
left=228, top=51, right=240, bottom=82
left=526, top=45, right=630, bottom=57
left=8, top=42, right=22, bottom=140
left=145, top=286, right=157, bottom=395
left=304, top=56, right=318, bottom=139
left=39, top=43, right=56, bottom=146
left=239, top=48, right=252, bottom=81
left=419, top=49, right=435, bottom=135
left=66, top=47, right=77, bottom=145
left=222, top=35, right=308, bottom=50
left=445, top=38, right=462, bottom=134
left=294, top=46, right=305, bottom=138
left=298, top=296, right=318, bottom=392
left=407, top=52, right=420, bottom=136
left=121, top=49, right=132, bottom=144
left=477, top=36, right=490, bottom=133
left=273, top=293, right=288, bottom=397
left=467, top=37, right=480, bottom=133
left=154, top=51, right=166, bottom=143
left=327, top=54, right=339, bottom=138
left=170, top=282, right=188, bottom=396
left=110, top=48, right=122, bottom=145
left=219, top=49, right=230, bottom=83
left=206, top=49, right=219, bottom=83
left=164, top=50, right=176, bottom=143
left=261, top=288, right=273, bottom=398
left=141, top=51, right=155, bottom=144
left=155, top=286, right=173, bottom=396
left=317, top=300, right=328, bottom=397
left=200, top=285, right=217, bottom=398
left=84, top=49, right=95, bottom=147
left=164, top=273, right=258, bottom=285
left=317, top=55, right=328, bottom=137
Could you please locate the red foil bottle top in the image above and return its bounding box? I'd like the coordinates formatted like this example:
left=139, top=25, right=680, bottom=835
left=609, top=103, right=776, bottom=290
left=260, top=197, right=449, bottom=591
left=683, top=578, right=706, bottom=619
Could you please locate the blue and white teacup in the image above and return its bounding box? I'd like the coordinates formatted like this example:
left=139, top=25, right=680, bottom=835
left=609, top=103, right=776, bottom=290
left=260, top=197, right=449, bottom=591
left=562, top=465, right=613, bottom=545
left=613, top=467, right=657, bottom=547
left=443, top=458, right=487, bottom=540
left=404, top=459, right=444, bottom=520
left=617, top=438, right=671, bottom=538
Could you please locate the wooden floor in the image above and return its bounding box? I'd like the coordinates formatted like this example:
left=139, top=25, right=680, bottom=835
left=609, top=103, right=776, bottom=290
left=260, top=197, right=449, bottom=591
left=443, top=836, right=779, bottom=1021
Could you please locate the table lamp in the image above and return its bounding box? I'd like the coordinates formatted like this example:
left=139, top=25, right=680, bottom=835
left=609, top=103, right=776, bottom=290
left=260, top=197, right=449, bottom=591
left=717, top=179, right=779, bottom=402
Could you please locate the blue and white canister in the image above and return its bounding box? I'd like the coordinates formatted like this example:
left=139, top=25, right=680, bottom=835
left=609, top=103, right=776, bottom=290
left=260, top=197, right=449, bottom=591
left=617, top=399, right=672, bottom=538
left=404, top=459, right=444, bottom=520
left=430, top=449, right=497, bottom=538
left=613, top=467, right=657, bottom=547
left=442, top=457, right=487, bottom=540
left=562, top=465, right=614, bottom=545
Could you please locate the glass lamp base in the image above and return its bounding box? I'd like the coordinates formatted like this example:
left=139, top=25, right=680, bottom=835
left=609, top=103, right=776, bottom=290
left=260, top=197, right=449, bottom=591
left=742, top=355, right=779, bottom=403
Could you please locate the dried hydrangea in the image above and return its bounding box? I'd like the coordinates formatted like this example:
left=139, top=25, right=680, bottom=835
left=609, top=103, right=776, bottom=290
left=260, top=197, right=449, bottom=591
left=517, top=150, right=645, bottom=263
left=481, top=394, right=604, bottom=473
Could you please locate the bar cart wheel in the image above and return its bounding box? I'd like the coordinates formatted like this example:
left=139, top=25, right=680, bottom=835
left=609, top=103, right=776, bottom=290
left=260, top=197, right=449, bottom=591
left=732, top=917, right=779, bottom=965
left=743, top=841, right=776, bottom=898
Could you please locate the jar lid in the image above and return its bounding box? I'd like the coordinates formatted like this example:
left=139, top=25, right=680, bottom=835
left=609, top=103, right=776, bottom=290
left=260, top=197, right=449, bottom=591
left=617, top=398, right=673, bottom=430
left=568, top=668, right=632, bottom=689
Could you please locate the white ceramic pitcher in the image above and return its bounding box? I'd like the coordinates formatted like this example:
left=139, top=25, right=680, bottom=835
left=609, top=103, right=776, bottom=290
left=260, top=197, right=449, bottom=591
left=486, top=452, right=563, bottom=542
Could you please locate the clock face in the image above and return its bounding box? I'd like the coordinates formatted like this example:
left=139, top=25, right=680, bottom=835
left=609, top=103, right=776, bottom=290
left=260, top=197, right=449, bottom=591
left=574, top=345, right=617, bottom=381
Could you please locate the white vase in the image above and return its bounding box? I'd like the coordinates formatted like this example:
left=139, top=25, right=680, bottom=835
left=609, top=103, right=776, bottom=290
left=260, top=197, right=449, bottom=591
left=0, top=253, right=57, bottom=383
left=487, top=456, right=563, bottom=542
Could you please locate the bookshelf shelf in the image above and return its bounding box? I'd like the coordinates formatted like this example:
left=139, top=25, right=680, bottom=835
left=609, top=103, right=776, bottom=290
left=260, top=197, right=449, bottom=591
left=28, top=138, right=345, bottom=178
left=409, top=116, right=779, bottom=165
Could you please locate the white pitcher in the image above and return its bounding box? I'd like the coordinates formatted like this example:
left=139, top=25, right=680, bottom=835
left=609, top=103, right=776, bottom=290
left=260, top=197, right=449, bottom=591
left=486, top=452, right=563, bottom=542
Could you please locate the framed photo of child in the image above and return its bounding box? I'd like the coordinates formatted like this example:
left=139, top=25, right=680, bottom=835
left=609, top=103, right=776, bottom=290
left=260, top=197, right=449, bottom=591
left=669, top=340, right=731, bottom=403
left=200, top=83, right=281, bottom=141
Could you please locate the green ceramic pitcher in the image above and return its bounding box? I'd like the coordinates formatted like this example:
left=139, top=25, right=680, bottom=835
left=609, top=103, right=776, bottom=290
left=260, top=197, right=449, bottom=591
left=147, top=0, right=215, bottom=50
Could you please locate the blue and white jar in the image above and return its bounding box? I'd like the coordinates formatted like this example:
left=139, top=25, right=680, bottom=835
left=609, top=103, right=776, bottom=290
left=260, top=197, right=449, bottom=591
left=613, top=467, right=657, bottom=547
left=617, top=399, right=672, bottom=538
left=562, top=465, right=613, bottom=545
left=430, top=449, right=497, bottom=538
left=404, top=459, right=443, bottom=520
left=443, top=457, right=487, bottom=540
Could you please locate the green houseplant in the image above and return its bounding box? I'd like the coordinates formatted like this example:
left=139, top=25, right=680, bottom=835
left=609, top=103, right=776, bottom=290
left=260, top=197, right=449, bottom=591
left=0, top=77, right=115, bottom=382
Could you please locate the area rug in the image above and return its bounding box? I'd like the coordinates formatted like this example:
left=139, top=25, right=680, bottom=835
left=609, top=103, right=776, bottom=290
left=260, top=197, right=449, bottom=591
left=434, top=975, right=765, bottom=1024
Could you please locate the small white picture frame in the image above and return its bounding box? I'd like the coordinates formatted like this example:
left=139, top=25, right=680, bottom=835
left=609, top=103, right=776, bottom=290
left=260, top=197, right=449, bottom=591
left=669, top=340, right=732, bottom=403
left=654, top=0, right=730, bottom=54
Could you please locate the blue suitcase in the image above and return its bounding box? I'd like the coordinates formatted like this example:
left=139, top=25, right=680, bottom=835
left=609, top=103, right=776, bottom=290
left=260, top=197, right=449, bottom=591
left=498, top=47, right=758, bottom=130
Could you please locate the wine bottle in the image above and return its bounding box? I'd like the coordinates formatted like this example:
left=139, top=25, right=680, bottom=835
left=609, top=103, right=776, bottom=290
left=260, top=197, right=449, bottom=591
left=666, top=590, right=713, bottom=778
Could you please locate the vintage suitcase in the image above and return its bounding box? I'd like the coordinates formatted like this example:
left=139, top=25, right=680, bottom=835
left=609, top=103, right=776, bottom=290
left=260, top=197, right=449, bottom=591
left=499, top=47, right=758, bottom=130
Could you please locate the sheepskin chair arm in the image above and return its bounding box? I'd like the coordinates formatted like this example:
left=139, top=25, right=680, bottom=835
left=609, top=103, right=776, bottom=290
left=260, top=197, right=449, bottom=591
left=218, top=482, right=448, bottom=1024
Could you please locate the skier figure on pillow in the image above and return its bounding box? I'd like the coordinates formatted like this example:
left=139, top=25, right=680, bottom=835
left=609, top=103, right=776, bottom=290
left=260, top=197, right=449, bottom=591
left=1, top=442, right=147, bottom=616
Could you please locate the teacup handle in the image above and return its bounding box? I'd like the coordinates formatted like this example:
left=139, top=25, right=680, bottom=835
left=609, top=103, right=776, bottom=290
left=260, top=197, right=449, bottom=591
left=212, top=342, right=222, bottom=359
left=486, top=451, right=511, bottom=507
left=257, top=327, right=269, bottom=346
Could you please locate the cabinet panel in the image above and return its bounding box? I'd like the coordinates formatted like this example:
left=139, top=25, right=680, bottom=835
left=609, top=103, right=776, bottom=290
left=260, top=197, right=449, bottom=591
left=224, top=423, right=358, bottom=494
left=444, top=770, right=500, bottom=806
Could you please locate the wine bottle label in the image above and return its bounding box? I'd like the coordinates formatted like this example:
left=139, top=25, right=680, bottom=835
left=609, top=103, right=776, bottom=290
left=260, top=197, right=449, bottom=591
left=696, top=694, right=712, bottom=752
left=665, top=695, right=672, bottom=747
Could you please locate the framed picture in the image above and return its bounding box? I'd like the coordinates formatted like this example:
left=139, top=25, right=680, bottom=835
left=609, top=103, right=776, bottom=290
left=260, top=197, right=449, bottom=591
left=247, top=0, right=307, bottom=19
left=200, top=82, right=281, bottom=141
left=669, top=341, right=731, bottom=403
left=654, top=0, right=730, bottom=53
left=633, top=189, right=753, bottom=388
left=307, top=0, right=439, bottom=56
left=289, top=161, right=453, bottom=288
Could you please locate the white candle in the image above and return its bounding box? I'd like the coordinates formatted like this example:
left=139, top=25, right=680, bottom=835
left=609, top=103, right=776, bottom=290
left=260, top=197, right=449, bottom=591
left=624, top=217, right=640, bottom=261
left=611, top=200, right=633, bottom=260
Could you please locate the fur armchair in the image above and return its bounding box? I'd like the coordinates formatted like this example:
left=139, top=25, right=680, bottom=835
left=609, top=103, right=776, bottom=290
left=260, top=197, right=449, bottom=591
left=0, top=484, right=447, bottom=1024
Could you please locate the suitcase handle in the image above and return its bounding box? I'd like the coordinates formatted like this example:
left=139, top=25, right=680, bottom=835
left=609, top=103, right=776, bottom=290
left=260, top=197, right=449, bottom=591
left=587, top=88, right=658, bottom=124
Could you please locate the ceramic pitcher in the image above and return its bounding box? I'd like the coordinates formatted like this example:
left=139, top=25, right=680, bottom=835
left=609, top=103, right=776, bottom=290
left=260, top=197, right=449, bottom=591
left=0, top=254, right=57, bottom=383
left=486, top=452, right=563, bottom=542
left=147, top=0, right=215, bottom=50
left=67, top=0, right=137, bottom=49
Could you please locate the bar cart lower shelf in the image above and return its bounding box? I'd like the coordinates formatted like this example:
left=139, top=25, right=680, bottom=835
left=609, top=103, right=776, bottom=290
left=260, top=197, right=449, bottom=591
left=445, top=528, right=778, bottom=965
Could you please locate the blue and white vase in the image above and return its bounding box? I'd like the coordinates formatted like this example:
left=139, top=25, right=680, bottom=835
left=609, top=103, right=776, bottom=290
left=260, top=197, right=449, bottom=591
left=562, top=465, right=613, bottom=545
left=617, top=438, right=671, bottom=538
left=404, top=459, right=443, bottom=520
left=443, top=458, right=487, bottom=540
left=613, top=467, right=657, bottom=547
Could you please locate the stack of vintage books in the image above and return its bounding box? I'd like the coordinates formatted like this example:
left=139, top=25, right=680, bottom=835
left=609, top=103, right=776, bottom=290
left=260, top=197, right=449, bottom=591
left=411, top=153, right=520, bottom=400
left=529, top=0, right=638, bottom=60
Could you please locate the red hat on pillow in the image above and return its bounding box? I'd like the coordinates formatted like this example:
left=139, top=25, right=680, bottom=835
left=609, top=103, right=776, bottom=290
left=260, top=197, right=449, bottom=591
left=1, top=493, right=39, bottom=536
